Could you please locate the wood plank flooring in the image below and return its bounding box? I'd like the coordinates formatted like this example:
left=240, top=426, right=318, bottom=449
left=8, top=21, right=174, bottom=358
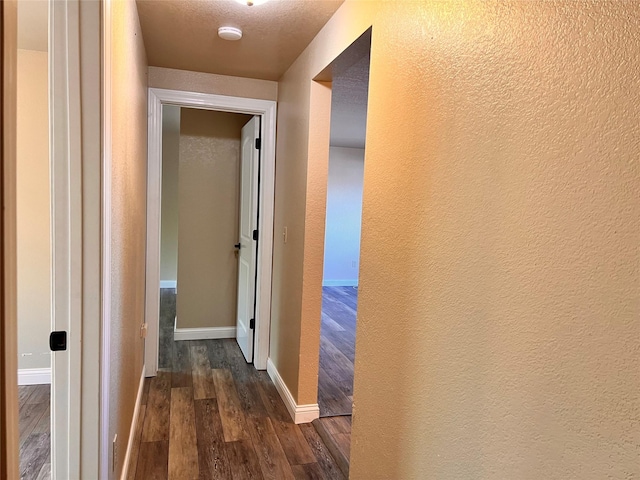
left=312, top=417, right=351, bottom=478
left=129, top=290, right=345, bottom=479
left=316, top=417, right=351, bottom=461
left=318, top=287, right=356, bottom=418
left=316, top=287, right=356, bottom=474
left=130, top=339, right=345, bottom=479
left=19, top=384, right=51, bottom=479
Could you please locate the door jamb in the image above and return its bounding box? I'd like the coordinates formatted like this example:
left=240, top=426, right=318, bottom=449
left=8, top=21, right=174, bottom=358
left=99, top=0, right=113, bottom=478
left=50, top=1, right=85, bottom=477
left=144, top=88, right=276, bottom=374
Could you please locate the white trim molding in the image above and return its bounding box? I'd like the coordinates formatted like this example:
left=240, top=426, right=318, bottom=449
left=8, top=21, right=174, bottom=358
left=159, top=280, right=177, bottom=289
left=174, top=326, right=236, bottom=341
left=266, top=358, right=319, bottom=424
left=120, top=366, right=145, bottom=480
left=145, top=88, right=276, bottom=375
left=100, top=0, right=113, bottom=477
left=17, top=368, right=52, bottom=386
left=51, top=1, right=96, bottom=477
left=322, top=279, right=359, bottom=287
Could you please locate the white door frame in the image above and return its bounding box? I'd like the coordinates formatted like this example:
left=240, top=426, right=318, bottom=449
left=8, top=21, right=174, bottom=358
left=52, top=1, right=102, bottom=477
left=99, top=0, right=113, bottom=478
left=50, top=1, right=83, bottom=477
left=144, top=88, right=276, bottom=374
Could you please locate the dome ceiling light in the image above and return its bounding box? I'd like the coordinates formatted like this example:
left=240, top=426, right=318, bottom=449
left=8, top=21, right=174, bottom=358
left=218, top=26, right=243, bottom=41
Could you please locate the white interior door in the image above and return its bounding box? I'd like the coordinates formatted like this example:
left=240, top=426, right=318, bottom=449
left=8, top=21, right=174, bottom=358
left=236, top=116, right=260, bottom=363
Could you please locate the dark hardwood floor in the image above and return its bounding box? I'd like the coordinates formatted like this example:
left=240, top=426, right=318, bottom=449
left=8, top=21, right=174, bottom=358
left=19, top=384, right=51, bottom=479
left=311, top=416, right=351, bottom=478
left=315, top=286, right=356, bottom=475
left=318, top=287, right=357, bottom=418
left=128, top=289, right=345, bottom=479
left=159, top=288, right=177, bottom=369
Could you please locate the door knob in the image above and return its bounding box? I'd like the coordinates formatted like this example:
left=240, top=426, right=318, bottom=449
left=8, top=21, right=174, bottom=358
left=234, top=243, right=241, bottom=250
left=50, top=331, right=67, bottom=351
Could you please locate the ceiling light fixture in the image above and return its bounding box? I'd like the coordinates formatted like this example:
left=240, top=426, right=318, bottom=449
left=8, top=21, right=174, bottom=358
left=234, top=0, right=269, bottom=6
left=218, top=26, right=243, bottom=41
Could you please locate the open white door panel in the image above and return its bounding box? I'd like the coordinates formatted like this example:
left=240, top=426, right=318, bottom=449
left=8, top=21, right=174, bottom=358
left=235, top=116, right=260, bottom=363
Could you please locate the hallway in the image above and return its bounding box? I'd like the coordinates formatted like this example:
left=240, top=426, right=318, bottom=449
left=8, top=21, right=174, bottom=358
left=127, top=290, right=344, bottom=479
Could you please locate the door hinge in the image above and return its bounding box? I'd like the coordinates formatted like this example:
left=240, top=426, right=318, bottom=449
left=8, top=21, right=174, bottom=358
left=255, top=138, right=261, bottom=150
left=49, top=331, right=67, bottom=351
left=252, top=229, right=259, bottom=241
left=249, top=318, right=255, bottom=329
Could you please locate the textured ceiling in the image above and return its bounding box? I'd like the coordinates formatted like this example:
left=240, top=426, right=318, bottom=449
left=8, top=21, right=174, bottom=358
left=331, top=53, right=370, bottom=149
left=18, top=0, right=48, bottom=52
left=136, top=0, right=344, bottom=81
left=330, top=31, right=371, bottom=149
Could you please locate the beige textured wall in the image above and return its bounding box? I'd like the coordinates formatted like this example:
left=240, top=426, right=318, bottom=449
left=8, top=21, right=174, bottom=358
left=176, top=109, right=250, bottom=329
left=148, top=66, right=278, bottom=101
left=16, top=49, right=50, bottom=371
left=109, top=0, right=147, bottom=477
left=273, top=1, right=640, bottom=478
left=160, top=105, right=180, bottom=283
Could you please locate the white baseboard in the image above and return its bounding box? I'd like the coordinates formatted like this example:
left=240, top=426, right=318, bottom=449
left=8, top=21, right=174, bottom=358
left=266, top=358, right=319, bottom=424
left=120, top=365, right=146, bottom=480
left=18, top=368, right=51, bottom=385
left=160, top=280, right=177, bottom=289
left=174, top=326, right=236, bottom=341
left=322, top=279, right=358, bottom=287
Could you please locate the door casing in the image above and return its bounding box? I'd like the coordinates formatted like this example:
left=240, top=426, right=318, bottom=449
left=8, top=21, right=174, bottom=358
left=51, top=1, right=102, bottom=477
left=144, top=88, right=277, bottom=374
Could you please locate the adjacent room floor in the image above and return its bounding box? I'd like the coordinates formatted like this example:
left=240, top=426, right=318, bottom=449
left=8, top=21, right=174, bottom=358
left=127, top=289, right=345, bottom=479
left=317, top=286, right=357, bottom=418
left=19, top=384, right=51, bottom=479
left=314, top=286, right=357, bottom=473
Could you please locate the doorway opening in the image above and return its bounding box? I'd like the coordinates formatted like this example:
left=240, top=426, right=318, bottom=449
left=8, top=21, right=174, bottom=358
left=16, top=1, right=52, bottom=478
left=313, top=29, right=371, bottom=476
left=157, top=106, right=256, bottom=371
left=145, top=89, right=277, bottom=377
